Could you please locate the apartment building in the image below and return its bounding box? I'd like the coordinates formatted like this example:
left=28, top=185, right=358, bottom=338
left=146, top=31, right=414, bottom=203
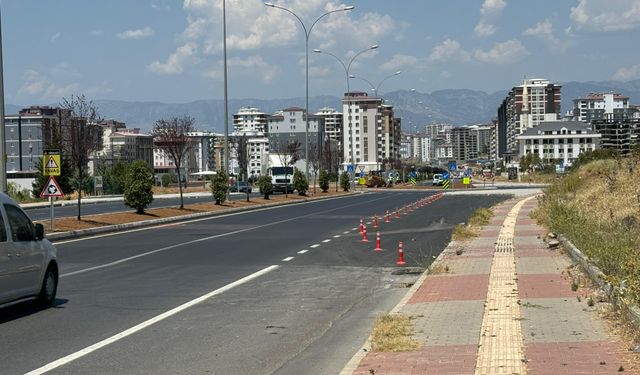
left=496, top=78, right=561, bottom=159
left=517, top=121, right=600, bottom=167
left=341, top=92, right=401, bottom=172
left=233, top=107, right=270, bottom=177
left=592, top=108, right=640, bottom=155
left=573, top=93, right=629, bottom=123
left=267, top=108, right=325, bottom=171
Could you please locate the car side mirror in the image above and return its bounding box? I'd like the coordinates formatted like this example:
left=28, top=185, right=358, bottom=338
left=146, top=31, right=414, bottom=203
left=34, top=223, right=45, bottom=241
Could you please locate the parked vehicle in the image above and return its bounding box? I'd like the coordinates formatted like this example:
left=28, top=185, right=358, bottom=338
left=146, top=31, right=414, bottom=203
left=432, top=173, right=444, bottom=186
left=0, top=193, right=58, bottom=309
left=229, top=181, right=252, bottom=193
left=270, top=166, right=294, bottom=194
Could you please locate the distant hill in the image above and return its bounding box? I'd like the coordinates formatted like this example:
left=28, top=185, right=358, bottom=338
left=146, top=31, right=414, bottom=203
left=6, top=79, right=640, bottom=132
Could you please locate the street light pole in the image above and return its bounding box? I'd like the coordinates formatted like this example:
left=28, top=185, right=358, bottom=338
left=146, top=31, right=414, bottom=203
left=223, top=0, right=230, bottom=200
left=264, top=3, right=354, bottom=180
left=349, top=70, right=402, bottom=99
left=0, top=7, right=6, bottom=192
left=313, top=44, right=378, bottom=192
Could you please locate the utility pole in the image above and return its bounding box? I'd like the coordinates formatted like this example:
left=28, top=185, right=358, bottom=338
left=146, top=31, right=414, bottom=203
left=0, top=7, right=6, bottom=192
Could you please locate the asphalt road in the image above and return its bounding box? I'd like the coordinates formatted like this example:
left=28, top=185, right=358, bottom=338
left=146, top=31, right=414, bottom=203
left=1, top=191, right=509, bottom=375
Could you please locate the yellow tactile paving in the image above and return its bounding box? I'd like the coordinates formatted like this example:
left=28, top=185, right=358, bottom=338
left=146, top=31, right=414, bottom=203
left=475, top=197, right=534, bottom=375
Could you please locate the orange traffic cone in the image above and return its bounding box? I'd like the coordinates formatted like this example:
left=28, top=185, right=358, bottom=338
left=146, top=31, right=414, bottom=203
left=373, top=216, right=378, bottom=229
left=395, top=209, right=400, bottom=219
left=385, top=210, right=391, bottom=223
left=359, top=218, right=364, bottom=234
left=361, top=226, right=369, bottom=242
left=396, top=241, right=406, bottom=265
left=374, top=232, right=382, bottom=251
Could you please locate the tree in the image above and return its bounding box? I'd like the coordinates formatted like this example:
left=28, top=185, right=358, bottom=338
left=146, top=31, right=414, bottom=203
left=340, top=171, right=350, bottom=192
left=233, top=135, right=250, bottom=202
left=60, top=94, right=103, bottom=220
left=293, top=170, right=309, bottom=196
left=318, top=170, right=330, bottom=192
left=161, top=171, right=178, bottom=187
left=258, top=175, right=273, bottom=199
left=211, top=171, right=228, bottom=205
left=95, top=161, right=128, bottom=194
left=124, top=160, right=154, bottom=214
left=152, top=116, right=195, bottom=209
left=308, top=142, right=321, bottom=194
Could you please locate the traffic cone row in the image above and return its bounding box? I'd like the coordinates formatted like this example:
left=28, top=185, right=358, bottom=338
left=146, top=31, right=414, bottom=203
left=354, top=219, right=409, bottom=267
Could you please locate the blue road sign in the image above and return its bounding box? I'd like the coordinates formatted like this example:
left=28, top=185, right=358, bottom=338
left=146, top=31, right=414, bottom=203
left=448, top=161, right=457, bottom=172
left=347, top=164, right=354, bottom=173
left=443, top=172, right=450, bottom=180
left=410, top=171, right=417, bottom=178
left=359, top=171, right=365, bottom=178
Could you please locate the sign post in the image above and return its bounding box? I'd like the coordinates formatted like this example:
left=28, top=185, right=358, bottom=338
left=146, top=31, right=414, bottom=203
left=41, top=150, right=63, bottom=232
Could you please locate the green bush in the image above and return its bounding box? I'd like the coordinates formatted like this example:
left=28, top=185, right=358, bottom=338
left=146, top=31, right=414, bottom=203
left=124, top=160, right=154, bottom=214
left=161, top=171, right=178, bottom=187
left=293, top=170, right=308, bottom=196
left=340, top=171, right=350, bottom=192
left=258, top=175, right=273, bottom=199
left=211, top=171, right=228, bottom=205
left=318, top=170, right=330, bottom=192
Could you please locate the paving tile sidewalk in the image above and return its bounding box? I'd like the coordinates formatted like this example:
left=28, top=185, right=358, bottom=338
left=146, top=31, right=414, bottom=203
left=347, top=196, right=639, bottom=375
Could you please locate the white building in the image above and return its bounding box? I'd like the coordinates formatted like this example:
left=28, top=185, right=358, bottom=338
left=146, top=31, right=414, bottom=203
left=342, top=92, right=401, bottom=172
left=233, top=107, right=270, bottom=177
left=517, top=121, right=600, bottom=167
left=233, top=107, right=268, bottom=133
left=572, top=93, right=630, bottom=123
left=315, top=107, right=343, bottom=145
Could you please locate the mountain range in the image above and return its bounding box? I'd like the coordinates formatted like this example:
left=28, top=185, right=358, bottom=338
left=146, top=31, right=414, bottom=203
left=7, top=79, right=640, bottom=133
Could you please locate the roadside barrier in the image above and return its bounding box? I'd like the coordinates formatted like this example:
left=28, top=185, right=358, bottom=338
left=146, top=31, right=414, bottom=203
left=385, top=210, right=391, bottom=223
left=361, top=226, right=369, bottom=242
left=396, top=241, right=406, bottom=265
left=374, top=232, right=382, bottom=252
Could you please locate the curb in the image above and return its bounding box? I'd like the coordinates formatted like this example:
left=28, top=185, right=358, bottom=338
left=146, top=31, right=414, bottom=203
left=558, top=235, right=640, bottom=330
left=47, top=192, right=361, bottom=242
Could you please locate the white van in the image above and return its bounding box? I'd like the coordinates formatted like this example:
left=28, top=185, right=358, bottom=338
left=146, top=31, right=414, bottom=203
left=0, top=193, right=58, bottom=309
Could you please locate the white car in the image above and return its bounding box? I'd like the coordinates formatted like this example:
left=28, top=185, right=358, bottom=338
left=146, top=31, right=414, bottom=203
left=432, top=174, right=444, bottom=186
left=0, top=193, right=58, bottom=309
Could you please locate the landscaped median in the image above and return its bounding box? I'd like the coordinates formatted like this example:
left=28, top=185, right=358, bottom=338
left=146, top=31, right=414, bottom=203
left=38, top=190, right=357, bottom=242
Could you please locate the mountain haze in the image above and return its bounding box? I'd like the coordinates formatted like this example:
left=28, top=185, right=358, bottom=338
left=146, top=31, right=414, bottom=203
left=6, top=80, right=640, bottom=133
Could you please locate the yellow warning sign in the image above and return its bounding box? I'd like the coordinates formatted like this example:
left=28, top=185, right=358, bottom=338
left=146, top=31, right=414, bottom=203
left=43, top=149, right=61, bottom=176
left=463, top=177, right=471, bottom=185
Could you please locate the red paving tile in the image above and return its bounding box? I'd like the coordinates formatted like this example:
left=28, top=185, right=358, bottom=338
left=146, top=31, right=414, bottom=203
left=516, top=248, right=561, bottom=257
left=514, top=229, right=545, bottom=237
left=354, top=344, right=477, bottom=375
left=518, top=274, right=577, bottom=299
left=477, top=230, right=501, bottom=238
left=409, top=275, right=489, bottom=303
left=526, top=341, right=639, bottom=374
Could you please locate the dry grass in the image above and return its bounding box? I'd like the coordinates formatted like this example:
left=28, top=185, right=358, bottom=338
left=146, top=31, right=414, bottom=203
left=468, top=207, right=494, bottom=227
left=451, top=223, right=478, bottom=241
left=37, top=190, right=351, bottom=233
left=429, top=262, right=451, bottom=275
left=370, top=314, right=421, bottom=352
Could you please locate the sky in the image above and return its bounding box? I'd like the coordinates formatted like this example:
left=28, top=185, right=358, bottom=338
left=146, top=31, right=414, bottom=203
left=2, top=0, right=640, bottom=105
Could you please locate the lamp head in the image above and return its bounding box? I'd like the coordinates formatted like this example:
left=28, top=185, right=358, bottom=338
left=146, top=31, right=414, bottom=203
left=344, top=6, right=355, bottom=10
left=264, top=2, right=275, bottom=7
left=313, top=49, right=322, bottom=53
left=370, top=44, right=379, bottom=50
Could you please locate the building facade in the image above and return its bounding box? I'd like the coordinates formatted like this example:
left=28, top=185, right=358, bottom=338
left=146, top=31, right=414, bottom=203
left=516, top=121, right=600, bottom=167
left=267, top=108, right=325, bottom=171
left=233, top=107, right=270, bottom=177
left=592, top=108, right=640, bottom=155
left=573, top=93, right=629, bottom=123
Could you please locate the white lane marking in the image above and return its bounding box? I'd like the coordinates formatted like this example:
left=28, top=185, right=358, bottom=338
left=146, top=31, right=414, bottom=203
left=322, top=239, right=331, bottom=243
left=310, top=244, right=320, bottom=248
left=282, top=257, right=294, bottom=262
left=345, top=230, right=352, bottom=234
left=297, top=250, right=308, bottom=254
left=24, top=265, right=279, bottom=375
left=61, top=194, right=393, bottom=278
left=54, top=192, right=381, bottom=245
left=333, top=235, right=341, bottom=238
left=366, top=221, right=371, bottom=225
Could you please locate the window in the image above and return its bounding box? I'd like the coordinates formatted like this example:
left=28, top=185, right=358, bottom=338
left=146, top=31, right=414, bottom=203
left=4, top=205, right=34, bottom=242
left=0, top=209, right=6, bottom=242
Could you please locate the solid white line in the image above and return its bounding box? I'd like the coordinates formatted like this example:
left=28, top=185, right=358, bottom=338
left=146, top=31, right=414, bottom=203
left=310, top=244, right=320, bottom=248
left=351, top=228, right=357, bottom=231
left=333, top=235, right=341, bottom=238
left=282, top=257, right=294, bottom=262
left=345, top=230, right=352, bottom=234
left=297, top=250, right=308, bottom=254
left=24, top=265, right=279, bottom=375
left=322, top=239, right=331, bottom=243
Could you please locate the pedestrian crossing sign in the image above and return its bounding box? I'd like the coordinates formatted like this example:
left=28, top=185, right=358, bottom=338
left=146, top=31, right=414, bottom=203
left=43, top=149, right=61, bottom=176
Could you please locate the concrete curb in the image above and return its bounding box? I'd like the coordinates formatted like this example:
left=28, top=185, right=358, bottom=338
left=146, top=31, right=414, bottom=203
left=558, top=234, right=640, bottom=330
left=47, top=192, right=361, bottom=242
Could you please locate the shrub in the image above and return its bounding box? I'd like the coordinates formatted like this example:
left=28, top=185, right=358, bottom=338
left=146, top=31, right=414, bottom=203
left=124, top=160, right=154, bottom=214
left=211, top=171, right=228, bottom=205
left=293, top=170, right=308, bottom=196
left=258, top=175, right=273, bottom=199
left=318, top=170, right=330, bottom=192
left=340, top=171, right=350, bottom=192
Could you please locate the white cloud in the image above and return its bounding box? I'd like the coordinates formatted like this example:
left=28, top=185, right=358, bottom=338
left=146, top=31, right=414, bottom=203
left=481, top=0, right=507, bottom=15
left=50, top=33, right=61, bottom=43
left=570, top=0, right=640, bottom=32
left=117, top=26, right=155, bottom=40
left=473, top=39, right=529, bottom=64
left=148, top=43, right=198, bottom=75
left=380, top=54, right=418, bottom=71
left=206, top=55, right=278, bottom=83
left=475, top=0, right=507, bottom=37
left=474, top=21, right=497, bottom=37
left=428, top=39, right=470, bottom=63
left=523, top=18, right=569, bottom=50
left=613, top=64, right=640, bottom=80
left=17, top=69, right=80, bottom=100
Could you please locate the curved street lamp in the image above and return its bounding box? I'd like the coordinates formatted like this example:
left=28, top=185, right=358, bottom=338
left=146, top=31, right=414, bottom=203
left=313, top=44, right=378, bottom=191
left=349, top=71, right=402, bottom=98
left=265, top=2, right=354, bottom=180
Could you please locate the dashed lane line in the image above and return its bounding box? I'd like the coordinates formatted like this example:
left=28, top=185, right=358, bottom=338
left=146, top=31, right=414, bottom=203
left=322, top=239, right=331, bottom=243
left=297, top=250, right=308, bottom=254
left=282, top=257, right=294, bottom=262
left=310, top=244, right=320, bottom=248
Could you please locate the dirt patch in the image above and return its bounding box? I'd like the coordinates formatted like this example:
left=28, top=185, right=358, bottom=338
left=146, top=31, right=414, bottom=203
left=37, top=190, right=351, bottom=233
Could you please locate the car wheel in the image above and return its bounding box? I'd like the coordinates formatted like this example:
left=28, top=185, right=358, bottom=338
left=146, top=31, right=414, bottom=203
left=37, top=264, right=58, bottom=307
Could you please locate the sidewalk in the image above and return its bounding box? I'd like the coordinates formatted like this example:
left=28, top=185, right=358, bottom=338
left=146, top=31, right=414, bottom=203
left=346, top=196, right=639, bottom=375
